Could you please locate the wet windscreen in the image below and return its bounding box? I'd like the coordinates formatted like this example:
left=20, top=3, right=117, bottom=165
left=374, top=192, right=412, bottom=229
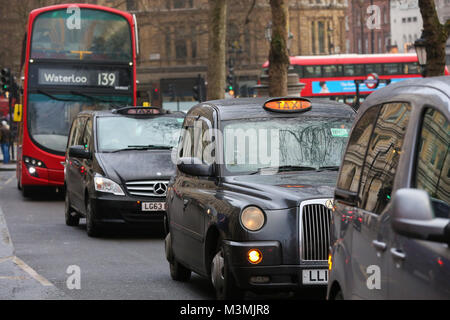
left=223, top=117, right=353, bottom=174
left=97, top=116, right=185, bottom=152
left=31, top=8, right=132, bottom=62
left=27, top=93, right=132, bottom=154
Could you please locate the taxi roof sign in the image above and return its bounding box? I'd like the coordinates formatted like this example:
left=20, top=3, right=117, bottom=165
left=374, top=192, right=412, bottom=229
left=263, top=97, right=312, bottom=113
left=113, top=107, right=165, bottom=115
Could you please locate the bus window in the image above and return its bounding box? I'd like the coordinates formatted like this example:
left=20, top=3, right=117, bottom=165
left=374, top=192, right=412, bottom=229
left=292, top=65, right=303, bottom=78
left=343, top=64, right=365, bottom=77
left=303, top=65, right=322, bottom=78
left=31, top=9, right=132, bottom=62
left=383, top=63, right=402, bottom=75
left=322, top=65, right=343, bottom=77
left=366, top=63, right=383, bottom=75
left=403, top=62, right=420, bottom=75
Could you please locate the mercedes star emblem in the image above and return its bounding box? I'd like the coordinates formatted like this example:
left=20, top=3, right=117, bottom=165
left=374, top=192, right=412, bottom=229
left=154, top=183, right=167, bottom=195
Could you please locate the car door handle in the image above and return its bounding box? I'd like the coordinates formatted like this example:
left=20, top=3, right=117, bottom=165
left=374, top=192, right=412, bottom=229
left=390, top=248, right=406, bottom=260
left=372, top=240, right=387, bottom=252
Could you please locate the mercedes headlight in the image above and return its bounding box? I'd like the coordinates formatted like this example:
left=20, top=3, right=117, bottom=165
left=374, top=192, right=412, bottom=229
left=94, top=176, right=125, bottom=196
left=241, top=206, right=265, bottom=231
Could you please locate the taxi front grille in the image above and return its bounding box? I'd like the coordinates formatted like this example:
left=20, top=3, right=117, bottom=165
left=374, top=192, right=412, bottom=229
left=300, top=201, right=332, bottom=262
left=125, top=180, right=169, bottom=197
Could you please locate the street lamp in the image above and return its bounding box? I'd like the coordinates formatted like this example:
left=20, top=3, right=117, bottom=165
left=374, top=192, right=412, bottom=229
left=414, top=35, right=427, bottom=76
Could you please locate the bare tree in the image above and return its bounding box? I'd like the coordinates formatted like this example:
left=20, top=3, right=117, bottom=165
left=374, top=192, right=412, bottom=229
left=268, top=0, right=289, bottom=97
left=418, top=0, right=450, bottom=76
left=207, top=0, right=227, bottom=100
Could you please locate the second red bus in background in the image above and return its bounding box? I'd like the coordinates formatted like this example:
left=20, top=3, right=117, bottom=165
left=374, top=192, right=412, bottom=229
left=262, top=53, right=449, bottom=106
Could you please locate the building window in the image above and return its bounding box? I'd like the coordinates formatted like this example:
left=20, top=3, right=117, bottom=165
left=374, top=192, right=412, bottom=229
left=311, top=21, right=316, bottom=54
left=318, top=21, right=325, bottom=53
left=173, top=0, right=194, bottom=9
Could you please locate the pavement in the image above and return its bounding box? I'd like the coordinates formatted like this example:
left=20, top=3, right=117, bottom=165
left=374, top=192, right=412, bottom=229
left=0, top=193, right=70, bottom=299
left=0, top=161, right=16, bottom=171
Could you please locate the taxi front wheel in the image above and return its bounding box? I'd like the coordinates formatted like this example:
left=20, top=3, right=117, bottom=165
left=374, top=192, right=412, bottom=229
left=211, top=243, right=244, bottom=300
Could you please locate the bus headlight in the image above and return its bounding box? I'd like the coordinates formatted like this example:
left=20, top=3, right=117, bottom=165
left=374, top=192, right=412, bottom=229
left=241, top=206, right=265, bottom=231
left=94, top=176, right=125, bottom=196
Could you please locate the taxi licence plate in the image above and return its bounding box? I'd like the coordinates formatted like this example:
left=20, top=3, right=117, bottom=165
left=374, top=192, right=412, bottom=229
left=302, top=269, right=328, bottom=285
left=142, top=202, right=166, bottom=212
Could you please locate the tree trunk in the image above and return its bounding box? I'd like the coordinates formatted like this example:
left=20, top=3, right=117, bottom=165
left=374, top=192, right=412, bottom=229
left=268, top=0, right=289, bottom=97
left=207, top=0, right=227, bottom=100
left=418, top=0, right=450, bottom=77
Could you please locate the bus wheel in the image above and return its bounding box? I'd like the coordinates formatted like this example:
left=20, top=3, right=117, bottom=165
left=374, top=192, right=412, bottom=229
left=21, top=186, right=33, bottom=198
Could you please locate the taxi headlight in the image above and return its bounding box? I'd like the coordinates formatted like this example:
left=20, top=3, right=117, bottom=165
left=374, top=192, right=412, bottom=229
left=241, top=206, right=265, bottom=231
left=94, top=176, right=125, bottom=196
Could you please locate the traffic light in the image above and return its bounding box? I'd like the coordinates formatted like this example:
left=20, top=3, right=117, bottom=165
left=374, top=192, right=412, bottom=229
left=192, top=74, right=205, bottom=103
left=193, top=84, right=200, bottom=102
left=1, top=68, right=11, bottom=93
left=226, top=74, right=233, bottom=92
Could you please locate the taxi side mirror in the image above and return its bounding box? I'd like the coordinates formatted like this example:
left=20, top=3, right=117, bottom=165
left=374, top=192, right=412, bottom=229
left=392, top=188, right=450, bottom=244
left=177, top=157, right=214, bottom=177
left=69, top=145, right=92, bottom=160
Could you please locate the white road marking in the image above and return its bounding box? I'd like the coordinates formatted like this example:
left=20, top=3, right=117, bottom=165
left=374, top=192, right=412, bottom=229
left=12, top=256, right=54, bottom=287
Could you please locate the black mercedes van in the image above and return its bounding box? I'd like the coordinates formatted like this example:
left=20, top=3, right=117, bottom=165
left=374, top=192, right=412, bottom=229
left=64, top=107, right=185, bottom=237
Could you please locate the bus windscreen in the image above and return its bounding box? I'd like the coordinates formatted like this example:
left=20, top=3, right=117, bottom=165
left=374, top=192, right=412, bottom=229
left=30, top=9, right=132, bottom=62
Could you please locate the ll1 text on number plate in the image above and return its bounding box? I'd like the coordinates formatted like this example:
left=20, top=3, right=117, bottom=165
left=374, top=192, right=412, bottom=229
left=302, top=269, right=328, bottom=285
left=142, top=202, right=166, bottom=212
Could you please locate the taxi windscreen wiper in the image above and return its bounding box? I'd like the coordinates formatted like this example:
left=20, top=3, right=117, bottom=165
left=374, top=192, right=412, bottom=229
left=318, top=166, right=340, bottom=171
left=111, top=145, right=173, bottom=152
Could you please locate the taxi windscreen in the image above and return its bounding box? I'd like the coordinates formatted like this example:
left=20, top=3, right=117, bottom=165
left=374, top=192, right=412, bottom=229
left=97, top=116, right=184, bottom=152
left=223, top=117, right=353, bottom=174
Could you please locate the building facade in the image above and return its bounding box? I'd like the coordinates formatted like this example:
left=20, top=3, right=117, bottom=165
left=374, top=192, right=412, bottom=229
left=346, top=0, right=391, bottom=54
left=96, top=0, right=348, bottom=108
left=0, top=0, right=349, bottom=108
left=390, top=0, right=423, bottom=53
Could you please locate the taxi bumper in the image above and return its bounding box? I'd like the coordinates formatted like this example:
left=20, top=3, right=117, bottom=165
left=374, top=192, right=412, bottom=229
left=223, top=240, right=328, bottom=292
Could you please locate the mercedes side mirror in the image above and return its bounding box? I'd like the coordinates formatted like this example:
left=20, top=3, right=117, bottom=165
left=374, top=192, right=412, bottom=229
left=392, top=188, right=450, bottom=244
left=177, top=157, right=214, bottom=177
left=69, top=145, right=92, bottom=160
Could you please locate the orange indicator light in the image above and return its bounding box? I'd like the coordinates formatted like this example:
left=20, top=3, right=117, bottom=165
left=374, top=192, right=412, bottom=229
left=248, top=249, right=263, bottom=264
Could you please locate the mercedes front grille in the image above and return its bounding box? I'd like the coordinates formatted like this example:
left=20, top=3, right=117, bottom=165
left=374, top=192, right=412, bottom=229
left=125, top=180, right=169, bottom=197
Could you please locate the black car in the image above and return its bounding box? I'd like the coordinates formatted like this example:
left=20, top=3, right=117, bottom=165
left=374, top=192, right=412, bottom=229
left=327, top=76, right=450, bottom=300
left=164, top=97, right=355, bottom=299
left=64, top=107, right=185, bottom=237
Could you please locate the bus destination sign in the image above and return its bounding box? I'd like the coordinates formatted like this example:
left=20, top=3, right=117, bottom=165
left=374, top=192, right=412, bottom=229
left=38, top=68, right=124, bottom=89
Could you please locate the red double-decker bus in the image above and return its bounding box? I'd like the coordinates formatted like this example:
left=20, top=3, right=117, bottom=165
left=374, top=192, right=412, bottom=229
left=17, top=4, right=138, bottom=196
left=262, top=53, right=449, bottom=105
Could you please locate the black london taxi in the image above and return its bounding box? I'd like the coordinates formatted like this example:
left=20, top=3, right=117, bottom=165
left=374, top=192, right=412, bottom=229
left=64, top=107, right=185, bottom=237
left=327, top=76, right=450, bottom=300
left=164, top=97, right=355, bottom=299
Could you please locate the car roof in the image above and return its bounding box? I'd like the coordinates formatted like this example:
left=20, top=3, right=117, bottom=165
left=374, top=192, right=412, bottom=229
left=361, top=75, right=450, bottom=114
left=196, top=97, right=355, bottom=121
